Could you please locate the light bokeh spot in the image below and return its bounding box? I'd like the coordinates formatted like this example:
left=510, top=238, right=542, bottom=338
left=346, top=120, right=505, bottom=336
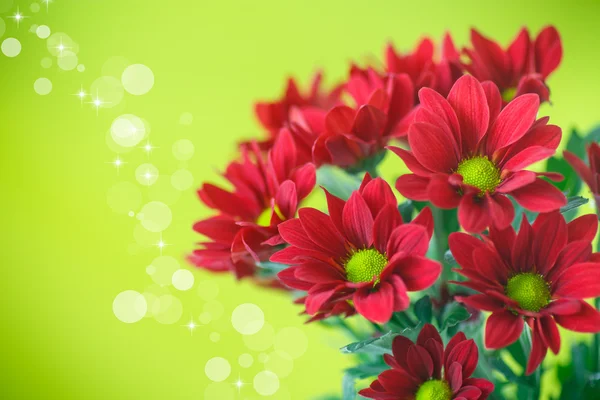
left=113, top=290, right=147, bottom=323
left=253, top=371, right=280, bottom=396
left=30, top=2, right=40, bottom=12
left=107, top=181, right=142, bottom=215
left=46, top=33, right=79, bottom=56
left=238, top=353, right=254, bottom=368
left=2, top=38, right=21, bottom=57
left=147, top=256, right=179, bottom=286
left=179, top=112, right=193, bottom=125
left=122, top=64, right=154, bottom=95
left=232, top=303, right=264, bottom=335
left=204, top=357, right=231, bottom=382
left=199, top=312, right=212, bottom=324
left=135, top=163, right=159, bottom=186
left=34, top=78, right=52, bottom=95
left=172, top=139, right=195, bottom=160
left=209, top=332, right=220, bottom=342
left=138, top=201, right=172, bottom=232
left=36, top=25, right=51, bottom=39
left=242, top=323, right=274, bottom=351
left=204, top=382, right=235, bottom=400
left=274, top=327, right=308, bottom=359
left=58, top=50, right=78, bottom=71
left=171, top=169, right=194, bottom=191
left=92, top=76, right=125, bottom=109
left=172, top=269, right=194, bottom=291
left=110, top=114, right=146, bottom=147
left=203, top=300, right=224, bottom=321
left=77, top=64, right=85, bottom=72
left=265, top=351, right=294, bottom=378
left=152, top=294, right=183, bottom=324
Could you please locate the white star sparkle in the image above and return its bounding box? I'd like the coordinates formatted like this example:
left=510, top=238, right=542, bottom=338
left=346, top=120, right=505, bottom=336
left=87, top=90, right=110, bottom=115
left=106, top=157, right=126, bottom=174
left=232, top=375, right=246, bottom=394
left=73, top=85, right=87, bottom=106
left=181, top=317, right=198, bottom=335
left=154, top=234, right=170, bottom=255
left=42, top=0, right=53, bottom=13
left=140, top=140, right=157, bottom=157
left=9, top=8, right=28, bottom=28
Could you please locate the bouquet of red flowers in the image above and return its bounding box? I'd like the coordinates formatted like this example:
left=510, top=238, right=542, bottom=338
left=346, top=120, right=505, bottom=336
left=191, top=26, right=600, bottom=399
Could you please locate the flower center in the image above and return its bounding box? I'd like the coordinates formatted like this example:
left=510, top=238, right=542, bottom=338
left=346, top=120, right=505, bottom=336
left=344, top=248, right=388, bottom=283
left=505, top=272, right=551, bottom=312
left=502, top=87, right=517, bottom=102
left=456, top=156, right=501, bottom=194
left=415, top=379, right=452, bottom=400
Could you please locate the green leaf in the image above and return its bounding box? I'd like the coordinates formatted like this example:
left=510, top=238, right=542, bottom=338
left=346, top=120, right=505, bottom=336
left=444, top=249, right=456, bottom=266
left=488, top=356, right=526, bottom=384
left=398, top=201, right=415, bottom=223
left=440, top=302, right=470, bottom=330
left=317, top=165, right=363, bottom=200
left=341, top=373, right=356, bottom=400
left=547, top=129, right=586, bottom=196
left=560, top=196, right=589, bottom=214
left=585, top=125, right=600, bottom=144
left=344, top=362, right=388, bottom=380
left=414, top=295, right=433, bottom=324
left=345, top=150, right=386, bottom=177
left=340, top=331, right=397, bottom=354
left=256, top=261, right=287, bottom=272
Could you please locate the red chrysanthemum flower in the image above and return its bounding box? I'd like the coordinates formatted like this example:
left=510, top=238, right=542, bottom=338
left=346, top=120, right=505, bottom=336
left=392, top=75, right=566, bottom=233
left=359, top=324, right=494, bottom=400
left=191, top=130, right=316, bottom=280
left=449, top=211, right=600, bottom=375
left=463, top=26, right=562, bottom=103
left=385, top=34, right=464, bottom=97
left=564, top=142, right=600, bottom=211
left=253, top=72, right=343, bottom=150
left=312, top=67, right=415, bottom=168
left=271, top=174, right=441, bottom=323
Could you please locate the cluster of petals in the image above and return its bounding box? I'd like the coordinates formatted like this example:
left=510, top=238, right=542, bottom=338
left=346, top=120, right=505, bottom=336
left=360, top=324, right=494, bottom=399
left=392, top=75, right=566, bottom=233
left=564, top=142, right=600, bottom=208
left=272, top=175, right=441, bottom=323
left=191, top=131, right=315, bottom=280
left=449, top=211, right=600, bottom=374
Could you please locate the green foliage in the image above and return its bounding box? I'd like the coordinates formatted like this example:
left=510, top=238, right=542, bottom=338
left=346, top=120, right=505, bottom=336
left=439, top=302, right=471, bottom=330
left=341, top=373, right=356, bottom=400
left=340, top=331, right=398, bottom=355
left=317, top=165, right=363, bottom=200
left=345, top=151, right=387, bottom=177
left=414, top=295, right=433, bottom=324
left=547, top=129, right=586, bottom=196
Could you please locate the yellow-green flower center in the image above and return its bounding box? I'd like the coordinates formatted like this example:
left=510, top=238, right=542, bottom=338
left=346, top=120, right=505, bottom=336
left=456, top=156, right=501, bottom=195
left=505, top=273, right=551, bottom=312
left=416, top=379, right=452, bottom=400
left=502, top=87, right=517, bottom=102
left=344, top=248, right=388, bottom=283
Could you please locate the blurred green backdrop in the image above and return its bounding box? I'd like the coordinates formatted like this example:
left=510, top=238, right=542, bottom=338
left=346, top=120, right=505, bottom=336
left=1, top=0, right=599, bottom=399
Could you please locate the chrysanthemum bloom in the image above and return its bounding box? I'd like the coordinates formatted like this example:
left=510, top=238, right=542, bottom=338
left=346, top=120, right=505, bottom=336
left=271, top=174, right=441, bottom=323
left=191, top=131, right=316, bottom=280
left=449, top=211, right=600, bottom=374
left=463, top=26, right=562, bottom=102
left=385, top=34, right=464, bottom=97
left=359, top=324, right=494, bottom=400
left=252, top=72, right=342, bottom=150
left=564, top=142, right=600, bottom=210
left=392, top=75, right=566, bottom=233
left=312, top=67, right=415, bottom=168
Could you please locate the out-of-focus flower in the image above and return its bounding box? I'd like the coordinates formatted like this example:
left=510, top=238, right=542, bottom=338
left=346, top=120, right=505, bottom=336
left=313, top=67, right=415, bottom=168
left=359, top=324, right=494, bottom=400
left=463, top=26, right=562, bottom=103
left=272, top=174, right=440, bottom=323
left=564, top=142, right=600, bottom=210
left=449, top=211, right=600, bottom=375
left=385, top=34, right=464, bottom=97
left=191, top=130, right=316, bottom=281
left=252, top=72, right=343, bottom=150
left=392, top=75, right=565, bottom=233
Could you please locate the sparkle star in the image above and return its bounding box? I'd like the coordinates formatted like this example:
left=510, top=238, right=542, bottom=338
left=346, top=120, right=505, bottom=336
left=73, top=86, right=87, bottom=106
left=154, top=234, right=170, bottom=255
left=232, top=375, right=246, bottom=394
left=9, top=8, right=28, bottom=28
left=106, top=157, right=126, bottom=175
left=87, top=90, right=111, bottom=115
left=140, top=140, right=157, bottom=157
left=42, top=0, right=53, bottom=13
left=181, top=318, right=198, bottom=335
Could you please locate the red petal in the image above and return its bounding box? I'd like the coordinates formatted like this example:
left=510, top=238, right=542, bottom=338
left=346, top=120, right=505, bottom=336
left=361, top=177, right=398, bottom=217
left=507, top=28, right=531, bottom=78
left=532, top=211, right=567, bottom=274
left=510, top=178, right=567, bottom=212
left=376, top=369, right=419, bottom=397
left=427, top=174, right=461, bottom=209
left=564, top=150, right=594, bottom=188
left=496, top=170, right=537, bottom=193
left=538, top=315, right=561, bottom=354
left=526, top=325, right=547, bottom=375
left=352, top=105, right=387, bottom=142
left=448, top=232, right=485, bottom=270
left=486, top=94, right=539, bottom=155
left=567, top=214, right=599, bottom=243
left=275, top=180, right=298, bottom=220
left=395, top=174, right=431, bottom=201
left=342, top=192, right=374, bottom=248
left=418, top=87, right=461, bottom=149
left=485, top=310, right=524, bottom=349
left=447, top=75, right=490, bottom=151
left=412, top=207, right=435, bottom=238
left=487, top=194, right=515, bottom=229
left=295, top=262, right=345, bottom=283
left=388, top=146, right=433, bottom=176
left=447, top=362, right=463, bottom=393
left=458, top=195, right=490, bottom=233
left=553, top=262, right=600, bottom=298
left=417, top=323, right=444, bottom=347
left=387, top=224, right=430, bottom=257
left=325, top=106, right=355, bottom=134
left=502, top=146, right=555, bottom=171
left=354, top=282, right=394, bottom=323
left=445, top=339, right=479, bottom=378
left=407, top=345, right=434, bottom=381
left=408, top=122, right=459, bottom=174
left=547, top=240, right=592, bottom=283
left=553, top=301, right=600, bottom=332
left=323, top=188, right=346, bottom=235
left=512, top=217, right=534, bottom=273
left=299, top=208, right=348, bottom=257
left=390, top=255, right=441, bottom=291
left=456, top=294, right=504, bottom=312
left=373, top=204, right=403, bottom=254
left=535, top=26, right=563, bottom=79
left=392, top=335, right=415, bottom=371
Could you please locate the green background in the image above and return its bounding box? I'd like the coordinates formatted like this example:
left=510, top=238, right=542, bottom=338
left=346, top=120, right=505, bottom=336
left=1, top=0, right=599, bottom=399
